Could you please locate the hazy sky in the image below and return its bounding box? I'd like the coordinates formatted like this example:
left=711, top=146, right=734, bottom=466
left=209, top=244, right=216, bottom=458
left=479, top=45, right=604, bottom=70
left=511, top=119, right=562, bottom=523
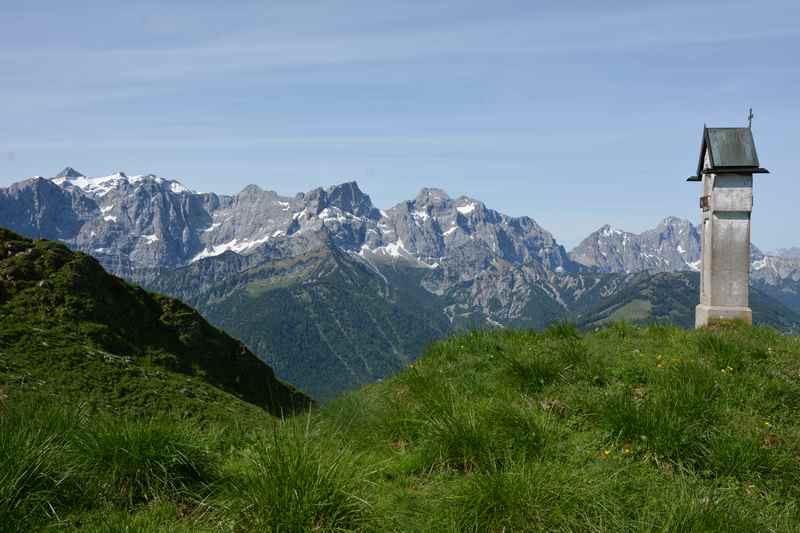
left=1, top=1, right=798, bottom=249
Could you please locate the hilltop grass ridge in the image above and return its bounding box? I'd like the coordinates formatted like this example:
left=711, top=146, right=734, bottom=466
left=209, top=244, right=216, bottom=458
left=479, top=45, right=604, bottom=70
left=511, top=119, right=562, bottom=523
left=3, top=318, right=800, bottom=531
left=0, top=227, right=310, bottom=419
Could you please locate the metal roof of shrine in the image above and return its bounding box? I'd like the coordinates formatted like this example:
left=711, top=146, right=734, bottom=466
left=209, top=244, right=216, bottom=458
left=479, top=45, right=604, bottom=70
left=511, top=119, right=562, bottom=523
left=687, top=127, right=768, bottom=181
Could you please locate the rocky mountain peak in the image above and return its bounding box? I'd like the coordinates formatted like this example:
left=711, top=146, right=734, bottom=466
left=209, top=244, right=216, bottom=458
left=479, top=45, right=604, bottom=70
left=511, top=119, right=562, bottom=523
left=659, top=215, right=690, bottom=226
left=654, top=216, right=693, bottom=233
left=53, top=166, right=85, bottom=179
left=597, top=223, right=625, bottom=236
left=414, top=188, right=451, bottom=208
left=570, top=218, right=701, bottom=274
left=238, top=184, right=266, bottom=197
left=325, top=181, right=376, bottom=217
left=302, top=181, right=377, bottom=219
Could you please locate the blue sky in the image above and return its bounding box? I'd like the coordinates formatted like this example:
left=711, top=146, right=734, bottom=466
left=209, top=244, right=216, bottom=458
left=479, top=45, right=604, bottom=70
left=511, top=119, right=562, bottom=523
left=1, top=1, right=798, bottom=249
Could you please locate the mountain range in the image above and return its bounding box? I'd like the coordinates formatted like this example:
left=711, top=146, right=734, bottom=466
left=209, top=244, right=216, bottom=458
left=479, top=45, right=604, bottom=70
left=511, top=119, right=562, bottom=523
left=2, top=168, right=799, bottom=399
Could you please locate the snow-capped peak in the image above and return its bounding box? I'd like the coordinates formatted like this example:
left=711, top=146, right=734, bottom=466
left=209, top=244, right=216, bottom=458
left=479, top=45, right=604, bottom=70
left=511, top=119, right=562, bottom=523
left=52, top=172, right=126, bottom=196
left=51, top=169, right=192, bottom=196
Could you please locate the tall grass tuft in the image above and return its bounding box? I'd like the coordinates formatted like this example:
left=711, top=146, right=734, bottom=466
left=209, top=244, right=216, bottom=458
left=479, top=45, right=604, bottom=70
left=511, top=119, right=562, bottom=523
left=503, top=350, right=561, bottom=393
left=67, top=502, right=213, bottom=533
left=601, top=360, right=719, bottom=465
left=449, top=460, right=627, bottom=532
left=0, top=397, right=84, bottom=531
left=410, top=385, right=555, bottom=473
left=76, top=416, right=215, bottom=507
left=544, top=321, right=581, bottom=340
left=224, top=418, right=374, bottom=532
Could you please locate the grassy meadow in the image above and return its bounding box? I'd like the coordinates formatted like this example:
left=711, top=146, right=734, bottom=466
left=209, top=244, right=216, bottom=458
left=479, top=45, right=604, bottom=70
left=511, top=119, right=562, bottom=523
left=3, top=321, right=800, bottom=531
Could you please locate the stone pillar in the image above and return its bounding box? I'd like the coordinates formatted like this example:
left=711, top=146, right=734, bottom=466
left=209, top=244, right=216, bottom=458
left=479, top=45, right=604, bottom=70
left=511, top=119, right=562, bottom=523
left=689, top=126, right=766, bottom=328
left=695, top=170, right=753, bottom=327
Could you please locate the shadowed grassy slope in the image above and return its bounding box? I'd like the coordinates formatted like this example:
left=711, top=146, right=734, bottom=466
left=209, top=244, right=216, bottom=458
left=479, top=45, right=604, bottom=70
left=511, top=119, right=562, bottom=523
left=0, top=228, right=310, bottom=418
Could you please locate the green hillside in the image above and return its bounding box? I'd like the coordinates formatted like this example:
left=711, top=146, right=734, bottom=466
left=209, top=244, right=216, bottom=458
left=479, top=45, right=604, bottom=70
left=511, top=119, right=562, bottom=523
left=0, top=228, right=310, bottom=419
left=5, top=318, right=800, bottom=531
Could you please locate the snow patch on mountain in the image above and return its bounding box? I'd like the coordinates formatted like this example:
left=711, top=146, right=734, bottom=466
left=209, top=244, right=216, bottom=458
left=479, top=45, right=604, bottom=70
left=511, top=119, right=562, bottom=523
left=170, top=181, right=190, bottom=194
left=191, top=234, right=273, bottom=262
left=456, top=203, right=477, bottom=215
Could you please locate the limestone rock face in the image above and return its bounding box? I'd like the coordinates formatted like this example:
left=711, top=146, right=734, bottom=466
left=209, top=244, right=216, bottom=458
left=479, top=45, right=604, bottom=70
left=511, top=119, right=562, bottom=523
left=0, top=177, right=98, bottom=241
left=569, top=217, right=701, bottom=273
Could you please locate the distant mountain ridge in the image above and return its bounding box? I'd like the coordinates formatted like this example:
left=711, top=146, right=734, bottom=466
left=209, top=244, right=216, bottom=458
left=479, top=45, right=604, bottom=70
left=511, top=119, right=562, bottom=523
left=1, top=167, right=798, bottom=399
left=569, top=217, right=702, bottom=273
left=773, top=247, right=800, bottom=259
left=3, top=168, right=575, bottom=276
left=568, top=217, right=800, bottom=315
